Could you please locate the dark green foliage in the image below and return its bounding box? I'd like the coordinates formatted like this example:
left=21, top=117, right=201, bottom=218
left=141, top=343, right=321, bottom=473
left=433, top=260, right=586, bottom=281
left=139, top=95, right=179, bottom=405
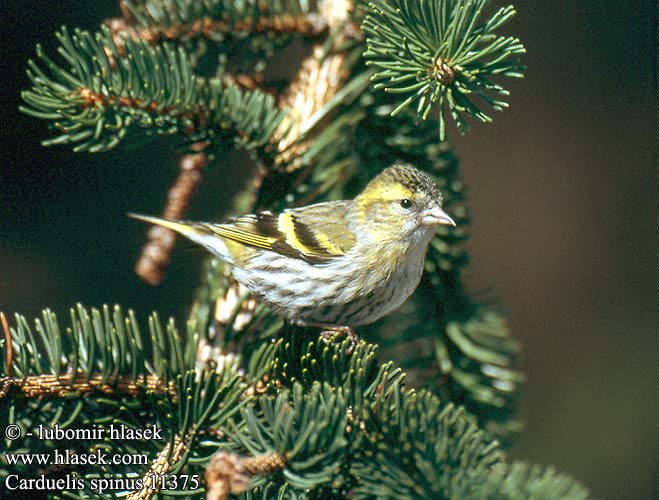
left=20, top=27, right=194, bottom=152
left=363, top=0, right=525, bottom=139
left=352, top=393, right=503, bottom=499
left=271, top=332, right=405, bottom=411
left=20, top=26, right=287, bottom=157
left=1, top=304, right=589, bottom=498
left=230, top=383, right=349, bottom=490
left=434, top=308, right=525, bottom=438
left=3, top=304, right=190, bottom=382
left=473, top=461, right=592, bottom=500
left=0, top=306, right=246, bottom=499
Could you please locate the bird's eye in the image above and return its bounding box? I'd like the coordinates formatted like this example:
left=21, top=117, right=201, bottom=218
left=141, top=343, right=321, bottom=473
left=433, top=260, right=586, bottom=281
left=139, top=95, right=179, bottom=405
left=400, top=198, right=413, bottom=209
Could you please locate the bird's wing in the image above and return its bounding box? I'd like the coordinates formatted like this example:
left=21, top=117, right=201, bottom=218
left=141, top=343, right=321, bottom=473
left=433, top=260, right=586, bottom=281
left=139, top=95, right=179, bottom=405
left=205, top=201, right=356, bottom=264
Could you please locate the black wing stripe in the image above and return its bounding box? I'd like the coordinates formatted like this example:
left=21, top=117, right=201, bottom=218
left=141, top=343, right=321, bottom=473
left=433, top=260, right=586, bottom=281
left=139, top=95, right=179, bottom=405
left=291, top=216, right=332, bottom=256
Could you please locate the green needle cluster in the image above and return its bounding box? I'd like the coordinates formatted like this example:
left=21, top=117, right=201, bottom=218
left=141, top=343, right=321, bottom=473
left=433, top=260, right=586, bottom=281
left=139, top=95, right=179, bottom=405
left=363, top=0, right=525, bottom=139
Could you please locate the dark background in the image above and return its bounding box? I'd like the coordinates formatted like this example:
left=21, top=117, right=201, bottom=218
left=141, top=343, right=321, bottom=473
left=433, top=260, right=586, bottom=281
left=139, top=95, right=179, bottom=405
left=1, top=1, right=656, bottom=498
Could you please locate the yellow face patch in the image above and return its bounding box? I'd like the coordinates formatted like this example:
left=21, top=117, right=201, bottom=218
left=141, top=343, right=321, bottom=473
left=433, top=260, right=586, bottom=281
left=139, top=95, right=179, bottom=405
left=356, top=163, right=440, bottom=208
left=378, top=182, right=416, bottom=203
left=357, top=181, right=416, bottom=206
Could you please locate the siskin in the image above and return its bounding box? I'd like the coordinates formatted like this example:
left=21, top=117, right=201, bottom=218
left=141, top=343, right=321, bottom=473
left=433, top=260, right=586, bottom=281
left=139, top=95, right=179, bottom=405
left=131, top=163, right=455, bottom=335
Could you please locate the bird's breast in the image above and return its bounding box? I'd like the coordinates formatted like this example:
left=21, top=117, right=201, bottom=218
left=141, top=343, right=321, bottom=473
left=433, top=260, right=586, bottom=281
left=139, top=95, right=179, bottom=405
left=233, top=231, right=432, bottom=326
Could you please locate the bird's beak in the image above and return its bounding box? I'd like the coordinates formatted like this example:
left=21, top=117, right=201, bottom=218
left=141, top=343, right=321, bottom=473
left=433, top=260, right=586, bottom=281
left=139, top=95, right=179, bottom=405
left=419, top=204, right=456, bottom=227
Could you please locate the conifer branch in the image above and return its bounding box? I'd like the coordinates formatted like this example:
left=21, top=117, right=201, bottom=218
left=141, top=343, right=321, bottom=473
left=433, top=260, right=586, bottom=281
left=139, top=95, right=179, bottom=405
left=1, top=305, right=590, bottom=499
left=273, top=0, right=365, bottom=172
left=363, top=0, right=526, bottom=139
left=352, top=394, right=504, bottom=499
left=20, top=26, right=287, bottom=155
left=224, top=382, right=349, bottom=492
left=475, top=461, right=592, bottom=500
left=106, top=12, right=329, bottom=49
left=195, top=278, right=260, bottom=371
left=118, top=0, right=321, bottom=36
left=0, top=373, right=176, bottom=400
left=436, top=309, right=525, bottom=438
left=127, top=433, right=189, bottom=500
left=0, top=305, right=191, bottom=387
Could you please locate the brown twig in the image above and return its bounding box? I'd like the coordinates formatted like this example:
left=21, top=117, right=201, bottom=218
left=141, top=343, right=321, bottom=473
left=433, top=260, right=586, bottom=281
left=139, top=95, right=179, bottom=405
left=0, top=373, right=176, bottom=400
left=1, top=312, right=12, bottom=378
left=135, top=144, right=209, bottom=285
left=105, top=13, right=329, bottom=53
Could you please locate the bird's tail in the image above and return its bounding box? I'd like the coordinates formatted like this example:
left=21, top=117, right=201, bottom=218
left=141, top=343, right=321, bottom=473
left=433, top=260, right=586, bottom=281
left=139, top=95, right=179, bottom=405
left=128, top=213, right=233, bottom=264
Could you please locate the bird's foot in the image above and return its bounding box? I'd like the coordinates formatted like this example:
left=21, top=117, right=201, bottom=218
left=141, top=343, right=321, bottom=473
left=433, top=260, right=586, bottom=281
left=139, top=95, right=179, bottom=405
left=314, top=324, right=359, bottom=355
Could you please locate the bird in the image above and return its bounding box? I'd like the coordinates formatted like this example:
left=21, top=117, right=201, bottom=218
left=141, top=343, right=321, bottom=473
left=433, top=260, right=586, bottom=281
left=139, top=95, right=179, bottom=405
left=130, top=163, right=455, bottom=343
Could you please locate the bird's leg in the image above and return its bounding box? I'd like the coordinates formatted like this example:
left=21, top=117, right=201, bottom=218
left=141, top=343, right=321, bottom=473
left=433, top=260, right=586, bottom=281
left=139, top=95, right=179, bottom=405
left=306, top=323, right=359, bottom=355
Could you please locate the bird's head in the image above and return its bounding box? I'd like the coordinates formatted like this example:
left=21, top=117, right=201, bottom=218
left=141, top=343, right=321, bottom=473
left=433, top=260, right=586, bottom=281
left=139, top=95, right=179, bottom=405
left=354, top=163, right=455, bottom=244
